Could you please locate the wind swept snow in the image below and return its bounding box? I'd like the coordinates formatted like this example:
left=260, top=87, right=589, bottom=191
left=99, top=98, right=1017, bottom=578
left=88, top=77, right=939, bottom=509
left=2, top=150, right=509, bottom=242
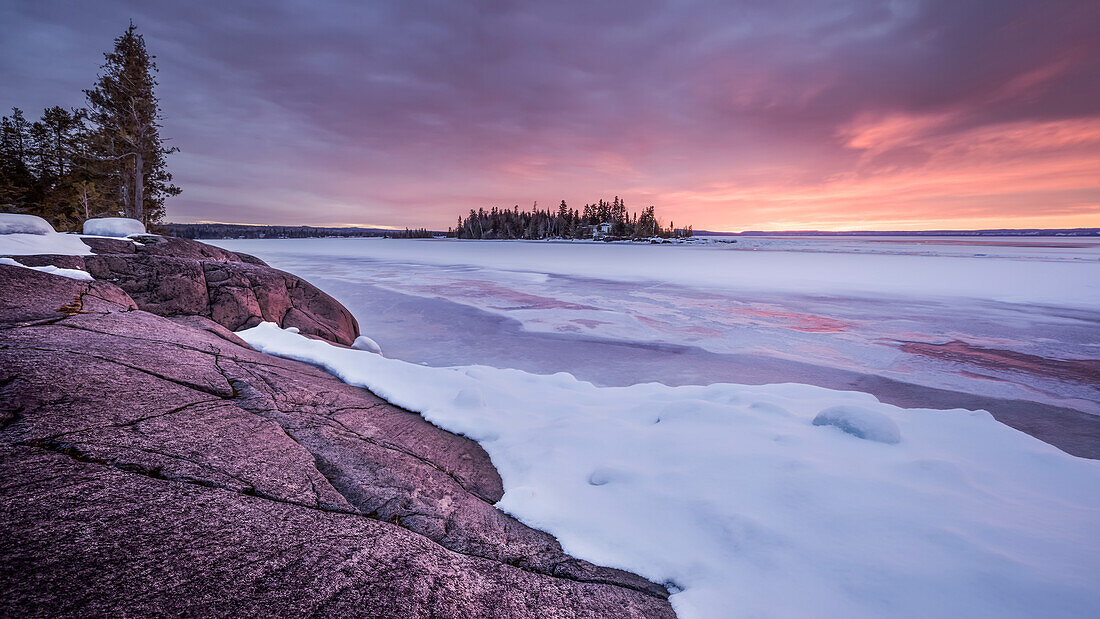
left=239, top=321, right=1100, bottom=619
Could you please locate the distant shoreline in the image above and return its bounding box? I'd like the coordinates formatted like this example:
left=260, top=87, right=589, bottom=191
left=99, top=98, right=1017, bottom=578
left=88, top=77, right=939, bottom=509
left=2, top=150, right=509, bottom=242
left=162, top=222, right=1099, bottom=239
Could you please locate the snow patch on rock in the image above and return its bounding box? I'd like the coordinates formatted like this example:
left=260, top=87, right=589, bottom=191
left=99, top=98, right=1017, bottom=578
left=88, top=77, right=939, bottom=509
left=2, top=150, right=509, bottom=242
left=0, top=213, right=54, bottom=235
left=0, top=214, right=92, bottom=256
left=83, top=217, right=145, bottom=238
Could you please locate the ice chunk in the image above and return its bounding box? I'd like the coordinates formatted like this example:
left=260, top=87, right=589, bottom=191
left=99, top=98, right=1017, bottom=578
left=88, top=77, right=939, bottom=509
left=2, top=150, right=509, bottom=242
left=0, top=213, right=54, bottom=235
left=352, top=335, right=382, bottom=354
left=83, top=217, right=145, bottom=237
left=0, top=257, right=93, bottom=281
left=812, top=405, right=901, bottom=443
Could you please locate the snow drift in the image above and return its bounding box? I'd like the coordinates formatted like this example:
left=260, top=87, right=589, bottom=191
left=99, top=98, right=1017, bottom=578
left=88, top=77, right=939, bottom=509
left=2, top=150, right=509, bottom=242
left=352, top=335, right=382, bottom=354
left=83, top=217, right=145, bottom=237
left=239, top=321, right=1100, bottom=619
left=0, top=213, right=93, bottom=256
left=0, top=213, right=54, bottom=235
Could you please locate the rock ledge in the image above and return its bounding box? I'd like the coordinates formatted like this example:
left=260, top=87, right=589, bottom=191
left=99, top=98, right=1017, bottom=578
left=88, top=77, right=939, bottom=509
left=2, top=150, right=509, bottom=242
left=0, top=240, right=674, bottom=618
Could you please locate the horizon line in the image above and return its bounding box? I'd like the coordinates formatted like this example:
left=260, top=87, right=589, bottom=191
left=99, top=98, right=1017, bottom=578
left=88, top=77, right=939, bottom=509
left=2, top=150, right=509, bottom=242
left=161, top=221, right=1100, bottom=236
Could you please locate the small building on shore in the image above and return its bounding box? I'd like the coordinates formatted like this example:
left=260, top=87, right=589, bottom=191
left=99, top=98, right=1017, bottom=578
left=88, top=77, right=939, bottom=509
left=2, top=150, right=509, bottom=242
left=585, top=222, right=613, bottom=238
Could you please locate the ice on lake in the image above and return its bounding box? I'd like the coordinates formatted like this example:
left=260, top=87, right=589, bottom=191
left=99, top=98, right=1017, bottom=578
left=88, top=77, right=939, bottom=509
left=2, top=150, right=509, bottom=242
left=217, top=236, right=1100, bottom=618
left=213, top=236, right=1100, bottom=419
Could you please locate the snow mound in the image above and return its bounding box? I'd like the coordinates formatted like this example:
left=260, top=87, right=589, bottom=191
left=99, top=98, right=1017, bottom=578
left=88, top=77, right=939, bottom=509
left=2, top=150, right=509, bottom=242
left=0, top=219, right=92, bottom=256
left=238, top=321, right=1100, bottom=618
left=352, top=335, right=382, bottom=354
left=0, top=213, right=54, bottom=235
left=83, top=217, right=145, bottom=237
left=812, top=405, right=901, bottom=443
left=0, top=257, right=93, bottom=281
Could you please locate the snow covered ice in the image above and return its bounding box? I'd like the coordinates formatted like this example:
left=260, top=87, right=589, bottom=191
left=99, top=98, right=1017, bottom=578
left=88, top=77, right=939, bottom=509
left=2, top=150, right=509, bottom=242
left=82, top=217, right=146, bottom=237
left=240, top=321, right=1100, bottom=618
left=212, top=237, right=1100, bottom=416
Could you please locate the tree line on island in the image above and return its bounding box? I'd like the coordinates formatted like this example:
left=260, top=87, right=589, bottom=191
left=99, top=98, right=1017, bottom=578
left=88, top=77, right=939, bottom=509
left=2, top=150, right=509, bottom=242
left=0, top=23, right=178, bottom=232
left=451, top=197, right=692, bottom=240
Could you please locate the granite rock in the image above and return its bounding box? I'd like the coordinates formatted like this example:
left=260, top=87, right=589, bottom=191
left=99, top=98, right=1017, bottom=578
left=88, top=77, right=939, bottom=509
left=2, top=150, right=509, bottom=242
left=0, top=262, right=674, bottom=618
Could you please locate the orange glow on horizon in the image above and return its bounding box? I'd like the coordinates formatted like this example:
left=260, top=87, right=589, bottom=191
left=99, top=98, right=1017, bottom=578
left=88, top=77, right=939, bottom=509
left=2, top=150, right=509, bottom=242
left=653, top=116, right=1100, bottom=231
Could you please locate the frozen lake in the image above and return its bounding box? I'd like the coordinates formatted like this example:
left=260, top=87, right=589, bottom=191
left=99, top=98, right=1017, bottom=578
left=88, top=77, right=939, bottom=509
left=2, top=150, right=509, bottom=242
left=211, top=235, right=1100, bottom=617
left=212, top=236, right=1100, bottom=457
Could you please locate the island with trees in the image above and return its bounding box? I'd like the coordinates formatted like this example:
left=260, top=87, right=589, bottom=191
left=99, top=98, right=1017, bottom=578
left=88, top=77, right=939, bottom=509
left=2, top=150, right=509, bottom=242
left=451, top=197, right=693, bottom=240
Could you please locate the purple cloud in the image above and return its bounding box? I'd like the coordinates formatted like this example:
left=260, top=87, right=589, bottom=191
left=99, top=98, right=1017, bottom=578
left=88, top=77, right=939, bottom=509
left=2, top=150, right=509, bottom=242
left=1, top=0, right=1097, bottom=229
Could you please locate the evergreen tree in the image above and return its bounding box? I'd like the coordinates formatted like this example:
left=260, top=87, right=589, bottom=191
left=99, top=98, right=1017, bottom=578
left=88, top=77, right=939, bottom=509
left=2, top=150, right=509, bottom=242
left=0, top=109, right=35, bottom=212
left=84, top=22, right=179, bottom=226
left=38, top=106, right=83, bottom=179
left=5, top=108, right=31, bottom=168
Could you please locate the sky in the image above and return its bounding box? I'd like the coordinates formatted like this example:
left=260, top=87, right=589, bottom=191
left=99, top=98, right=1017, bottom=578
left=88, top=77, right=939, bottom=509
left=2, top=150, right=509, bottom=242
left=1, top=0, right=1098, bottom=232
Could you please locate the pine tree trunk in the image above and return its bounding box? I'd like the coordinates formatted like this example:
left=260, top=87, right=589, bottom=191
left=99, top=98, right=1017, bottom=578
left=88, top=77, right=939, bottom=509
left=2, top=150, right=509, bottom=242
left=134, top=151, right=144, bottom=223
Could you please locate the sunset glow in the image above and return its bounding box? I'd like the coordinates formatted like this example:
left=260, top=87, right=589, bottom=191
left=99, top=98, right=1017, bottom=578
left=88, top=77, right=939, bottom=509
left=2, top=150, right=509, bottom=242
left=3, top=1, right=1097, bottom=230
left=2, top=4, right=1100, bottom=616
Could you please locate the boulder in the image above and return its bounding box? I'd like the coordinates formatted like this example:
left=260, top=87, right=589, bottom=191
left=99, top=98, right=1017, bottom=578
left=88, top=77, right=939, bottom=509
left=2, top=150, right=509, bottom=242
left=0, top=263, right=673, bottom=617
left=78, top=236, right=358, bottom=345
left=84, top=254, right=211, bottom=316
left=81, top=236, right=137, bottom=254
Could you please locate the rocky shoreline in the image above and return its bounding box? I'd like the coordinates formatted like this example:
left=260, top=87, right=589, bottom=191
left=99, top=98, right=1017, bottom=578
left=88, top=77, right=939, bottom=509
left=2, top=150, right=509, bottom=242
left=0, top=236, right=675, bottom=617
